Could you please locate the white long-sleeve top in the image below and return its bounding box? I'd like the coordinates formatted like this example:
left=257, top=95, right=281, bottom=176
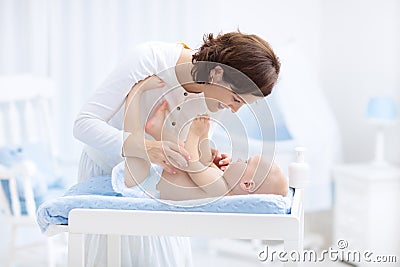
left=73, top=42, right=210, bottom=173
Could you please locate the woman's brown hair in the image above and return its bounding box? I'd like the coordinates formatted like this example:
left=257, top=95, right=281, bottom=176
left=191, top=31, right=280, bottom=97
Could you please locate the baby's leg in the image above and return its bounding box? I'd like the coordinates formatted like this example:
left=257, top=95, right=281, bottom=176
left=145, top=100, right=184, bottom=147
left=185, top=115, right=210, bottom=163
left=184, top=116, right=226, bottom=195
left=198, top=126, right=213, bottom=166
left=145, top=100, right=168, bottom=141
left=124, top=157, right=151, bottom=187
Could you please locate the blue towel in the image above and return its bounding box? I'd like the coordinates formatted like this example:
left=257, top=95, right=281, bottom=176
left=36, top=175, right=294, bottom=233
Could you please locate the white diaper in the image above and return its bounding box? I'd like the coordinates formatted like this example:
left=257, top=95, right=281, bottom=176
left=111, top=161, right=162, bottom=199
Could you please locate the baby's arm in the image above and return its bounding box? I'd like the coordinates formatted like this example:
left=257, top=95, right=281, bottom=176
left=184, top=116, right=228, bottom=196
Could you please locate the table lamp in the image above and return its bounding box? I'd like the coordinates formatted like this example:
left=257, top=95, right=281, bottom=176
left=366, top=96, right=398, bottom=166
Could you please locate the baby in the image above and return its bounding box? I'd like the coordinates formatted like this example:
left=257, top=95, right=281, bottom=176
left=118, top=93, right=288, bottom=200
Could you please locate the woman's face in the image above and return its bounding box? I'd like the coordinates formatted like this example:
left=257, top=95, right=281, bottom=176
left=203, top=66, right=262, bottom=113
left=203, top=83, right=261, bottom=113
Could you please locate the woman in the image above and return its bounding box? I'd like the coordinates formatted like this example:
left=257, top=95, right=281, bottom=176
left=73, top=31, right=280, bottom=266
left=117, top=96, right=288, bottom=201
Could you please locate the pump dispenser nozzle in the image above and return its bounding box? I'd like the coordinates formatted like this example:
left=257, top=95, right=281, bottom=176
left=295, top=147, right=306, bottom=163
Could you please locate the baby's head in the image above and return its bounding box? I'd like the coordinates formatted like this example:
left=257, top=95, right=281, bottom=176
left=223, top=155, right=288, bottom=197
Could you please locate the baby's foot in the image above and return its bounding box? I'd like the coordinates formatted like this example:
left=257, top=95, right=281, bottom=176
left=145, top=100, right=168, bottom=140
left=189, top=115, right=210, bottom=137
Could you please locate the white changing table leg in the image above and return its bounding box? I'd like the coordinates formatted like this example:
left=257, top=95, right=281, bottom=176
left=68, top=233, right=85, bottom=267
left=283, top=217, right=304, bottom=266
left=107, top=234, right=121, bottom=267
left=283, top=186, right=305, bottom=267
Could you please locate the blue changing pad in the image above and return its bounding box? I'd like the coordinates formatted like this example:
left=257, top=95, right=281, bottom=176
left=37, top=175, right=294, bottom=232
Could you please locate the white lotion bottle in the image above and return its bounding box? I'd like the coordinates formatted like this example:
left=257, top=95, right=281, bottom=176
left=288, top=147, right=310, bottom=189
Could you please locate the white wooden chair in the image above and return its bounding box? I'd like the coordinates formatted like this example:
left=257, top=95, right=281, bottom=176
left=0, top=74, right=66, bottom=267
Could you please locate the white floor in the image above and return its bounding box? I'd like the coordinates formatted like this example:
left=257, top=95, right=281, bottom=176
left=0, top=229, right=351, bottom=267
left=191, top=238, right=351, bottom=267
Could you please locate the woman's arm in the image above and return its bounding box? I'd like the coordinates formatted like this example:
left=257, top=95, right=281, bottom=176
left=73, top=44, right=154, bottom=160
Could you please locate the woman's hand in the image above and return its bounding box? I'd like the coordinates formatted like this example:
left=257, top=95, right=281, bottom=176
left=146, top=139, right=190, bottom=174
left=211, top=148, right=231, bottom=171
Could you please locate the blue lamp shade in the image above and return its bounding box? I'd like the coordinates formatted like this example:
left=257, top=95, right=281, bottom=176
left=366, top=97, right=398, bottom=121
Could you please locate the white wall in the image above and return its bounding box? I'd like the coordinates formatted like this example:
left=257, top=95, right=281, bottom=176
left=320, top=0, right=400, bottom=164
left=1, top=0, right=399, bottom=166
left=0, top=0, right=324, bottom=163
